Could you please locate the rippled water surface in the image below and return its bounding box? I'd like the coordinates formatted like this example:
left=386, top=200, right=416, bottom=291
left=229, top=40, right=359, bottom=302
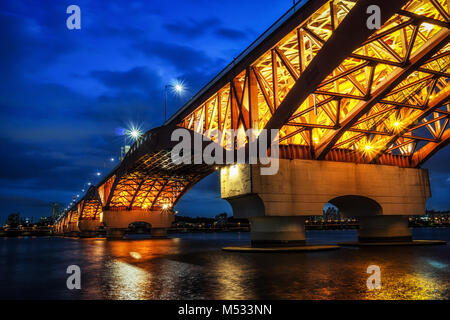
left=1, top=228, right=449, bottom=300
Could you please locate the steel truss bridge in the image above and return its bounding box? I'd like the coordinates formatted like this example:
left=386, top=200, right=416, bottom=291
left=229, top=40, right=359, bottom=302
left=57, top=0, right=449, bottom=230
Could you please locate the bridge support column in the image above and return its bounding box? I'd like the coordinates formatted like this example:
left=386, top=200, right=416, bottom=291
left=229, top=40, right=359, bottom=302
left=250, top=216, right=305, bottom=247
left=78, top=220, right=102, bottom=238
left=65, top=223, right=80, bottom=237
left=358, top=215, right=411, bottom=242
left=221, top=160, right=436, bottom=248
left=79, top=230, right=98, bottom=238
left=103, top=209, right=174, bottom=240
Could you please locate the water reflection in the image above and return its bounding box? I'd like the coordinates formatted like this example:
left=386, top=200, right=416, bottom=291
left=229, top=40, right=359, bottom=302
left=212, top=255, right=254, bottom=299
left=1, top=229, right=449, bottom=300
left=104, top=260, right=150, bottom=300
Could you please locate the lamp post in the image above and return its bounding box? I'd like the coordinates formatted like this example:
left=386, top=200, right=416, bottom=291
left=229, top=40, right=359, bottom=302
left=164, top=82, right=185, bottom=122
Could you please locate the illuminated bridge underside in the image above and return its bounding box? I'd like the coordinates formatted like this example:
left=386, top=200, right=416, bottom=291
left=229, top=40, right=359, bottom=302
left=173, top=0, right=449, bottom=168
left=57, top=0, right=449, bottom=228
left=105, top=126, right=216, bottom=212
left=58, top=127, right=218, bottom=226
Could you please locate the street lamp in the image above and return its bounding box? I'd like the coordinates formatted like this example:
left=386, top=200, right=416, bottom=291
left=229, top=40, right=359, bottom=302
left=164, top=80, right=185, bottom=121
left=125, top=125, right=142, bottom=142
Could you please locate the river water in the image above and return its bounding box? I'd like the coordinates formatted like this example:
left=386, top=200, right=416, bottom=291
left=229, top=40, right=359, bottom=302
left=1, top=228, right=449, bottom=300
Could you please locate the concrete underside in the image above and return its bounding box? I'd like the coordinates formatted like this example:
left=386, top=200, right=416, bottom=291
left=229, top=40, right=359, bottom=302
left=221, top=159, right=432, bottom=246
left=103, top=209, right=174, bottom=229
left=103, top=210, right=174, bottom=240
left=78, top=220, right=102, bottom=237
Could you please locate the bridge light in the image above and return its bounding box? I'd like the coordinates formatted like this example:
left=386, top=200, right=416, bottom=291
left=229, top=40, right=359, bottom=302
left=393, top=121, right=402, bottom=129
left=421, top=22, right=434, bottom=32
left=127, top=127, right=142, bottom=141
left=174, top=83, right=184, bottom=94
left=171, top=80, right=186, bottom=95
left=230, top=165, right=238, bottom=177
left=130, top=129, right=140, bottom=139
left=162, top=203, right=171, bottom=210
left=365, top=145, right=372, bottom=151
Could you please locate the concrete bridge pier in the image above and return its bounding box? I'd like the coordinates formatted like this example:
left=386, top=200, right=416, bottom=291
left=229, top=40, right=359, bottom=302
left=358, top=215, right=411, bottom=242
left=221, top=160, right=442, bottom=250
left=250, top=216, right=305, bottom=247
left=65, top=222, right=80, bottom=237
left=103, top=209, right=174, bottom=240
left=78, top=220, right=102, bottom=238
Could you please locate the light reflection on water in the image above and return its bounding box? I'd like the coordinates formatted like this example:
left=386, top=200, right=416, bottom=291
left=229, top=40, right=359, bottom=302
left=0, top=229, right=449, bottom=300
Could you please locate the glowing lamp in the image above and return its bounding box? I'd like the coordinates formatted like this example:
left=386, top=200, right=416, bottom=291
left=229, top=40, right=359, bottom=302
left=230, top=165, right=238, bottom=177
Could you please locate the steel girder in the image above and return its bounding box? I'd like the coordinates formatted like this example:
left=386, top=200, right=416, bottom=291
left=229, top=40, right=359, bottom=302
left=173, top=0, right=449, bottom=167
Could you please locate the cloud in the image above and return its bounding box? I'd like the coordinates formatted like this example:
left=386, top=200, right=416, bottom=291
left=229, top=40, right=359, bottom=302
left=0, top=195, right=52, bottom=208
left=214, top=27, right=247, bottom=40
left=164, top=18, right=220, bottom=38
left=134, top=40, right=226, bottom=73
left=90, top=66, right=162, bottom=93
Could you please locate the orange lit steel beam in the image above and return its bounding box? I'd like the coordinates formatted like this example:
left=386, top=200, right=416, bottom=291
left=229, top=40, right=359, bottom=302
left=407, top=114, right=449, bottom=134
left=150, top=180, right=169, bottom=210
left=430, top=0, right=450, bottom=22
left=361, top=19, right=413, bottom=46
left=135, top=179, right=158, bottom=208
left=370, top=87, right=450, bottom=163
left=412, top=129, right=450, bottom=167
left=252, top=67, right=275, bottom=114
left=398, top=10, right=450, bottom=29
left=274, top=47, right=300, bottom=80
left=289, top=96, right=335, bottom=121
left=316, top=29, right=450, bottom=160
left=263, top=0, right=410, bottom=139
left=127, top=179, right=145, bottom=210
left=79, top=198, right=87, bottom=221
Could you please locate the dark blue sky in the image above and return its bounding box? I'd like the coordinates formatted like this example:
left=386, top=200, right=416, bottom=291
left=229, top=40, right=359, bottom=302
left=0, top=0, right=448, bottom=222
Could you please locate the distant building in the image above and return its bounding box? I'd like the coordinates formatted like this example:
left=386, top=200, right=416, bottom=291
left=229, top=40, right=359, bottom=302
left=120, top=145, right=131, bottom=161
left=214, top=213, right=228, bottom=227
left=51, top=203, right=59, bottom=219
left=324, top=206, right=340, bottom=221
left=6, top=213, right=20, bottom=228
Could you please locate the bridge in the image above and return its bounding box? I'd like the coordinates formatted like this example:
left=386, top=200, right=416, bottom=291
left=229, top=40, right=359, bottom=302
left=55, top=0, right=449, bottom=246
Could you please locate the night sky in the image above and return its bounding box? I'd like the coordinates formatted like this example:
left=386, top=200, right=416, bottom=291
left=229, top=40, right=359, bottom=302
left=0, top=0, right=449, bottom=222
